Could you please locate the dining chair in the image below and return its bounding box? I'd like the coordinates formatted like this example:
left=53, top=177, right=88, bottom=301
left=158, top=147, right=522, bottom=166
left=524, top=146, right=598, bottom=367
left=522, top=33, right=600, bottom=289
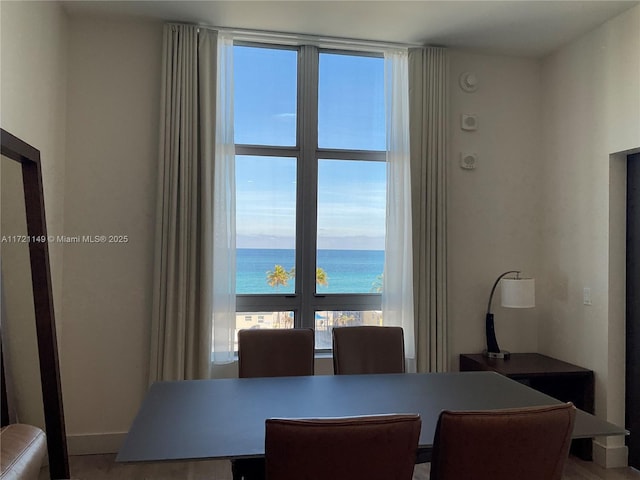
left=332, top=326, right=405, bottom=374
left=265, top=414, right=421, bottom=480
left=429, top=402, right=576, bottom=480
left=238, top=327, right=315, bottom=378
left=233, top=328, right=315, bottom=480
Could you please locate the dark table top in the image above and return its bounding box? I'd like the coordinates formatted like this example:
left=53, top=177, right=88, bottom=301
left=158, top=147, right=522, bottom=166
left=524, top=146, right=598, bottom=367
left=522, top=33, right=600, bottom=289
left=460, top=353, right=593, bottom=377
left=117, top=372, right=626, bottom=463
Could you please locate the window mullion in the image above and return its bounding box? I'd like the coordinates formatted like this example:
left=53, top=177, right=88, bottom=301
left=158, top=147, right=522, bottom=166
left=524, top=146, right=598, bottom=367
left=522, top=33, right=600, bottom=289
left=317, top=149, right=386, bottom=162
left=297, top=45, right=319, bottom=329
left=235, top=145, right=299, bottom=157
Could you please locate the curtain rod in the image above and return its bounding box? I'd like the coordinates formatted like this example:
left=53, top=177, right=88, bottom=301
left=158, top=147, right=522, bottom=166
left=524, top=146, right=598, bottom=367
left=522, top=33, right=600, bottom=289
left=167, top=22, right=424, bottom=51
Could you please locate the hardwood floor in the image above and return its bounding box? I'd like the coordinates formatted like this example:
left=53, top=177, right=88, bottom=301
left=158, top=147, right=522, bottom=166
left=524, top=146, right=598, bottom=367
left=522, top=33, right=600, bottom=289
left=562, top=457, right=640, bottom=480
left=39, top=454, right=640, bottom=479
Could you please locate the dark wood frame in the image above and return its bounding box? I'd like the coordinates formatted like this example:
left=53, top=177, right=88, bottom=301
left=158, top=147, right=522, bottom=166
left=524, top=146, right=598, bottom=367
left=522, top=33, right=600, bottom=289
left=1, top=128, right=69, bottom=479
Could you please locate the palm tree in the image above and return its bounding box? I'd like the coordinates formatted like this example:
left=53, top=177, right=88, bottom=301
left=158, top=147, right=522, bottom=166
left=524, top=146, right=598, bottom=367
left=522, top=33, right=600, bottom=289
left=266, top=265, right=290, bottom=289
left=286, top=266, right=329, bottom=287
left=371, top=273, right=383, bottom=293
left=316, top=267, right=328, bottom=287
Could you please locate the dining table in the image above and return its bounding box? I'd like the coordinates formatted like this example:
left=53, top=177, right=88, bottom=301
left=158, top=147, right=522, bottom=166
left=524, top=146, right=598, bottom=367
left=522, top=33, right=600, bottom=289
left=117, top=371, right=627, bottom=465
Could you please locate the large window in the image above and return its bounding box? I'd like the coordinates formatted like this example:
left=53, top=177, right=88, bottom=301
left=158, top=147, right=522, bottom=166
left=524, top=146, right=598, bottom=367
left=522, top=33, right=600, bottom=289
left=234, top=44, right=386, bottom=349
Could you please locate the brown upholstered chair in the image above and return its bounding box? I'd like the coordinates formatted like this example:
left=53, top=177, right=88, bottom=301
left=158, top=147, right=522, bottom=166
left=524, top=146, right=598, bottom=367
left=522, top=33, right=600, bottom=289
left=430, top=402, right=576, bottom=480
left=238, top=328, right=314, bottom=378
left=265, top=414, right=421, bottom=480
left=233, top=328, right=315, bottom=480
left=332, top=326, right=405, bottom=375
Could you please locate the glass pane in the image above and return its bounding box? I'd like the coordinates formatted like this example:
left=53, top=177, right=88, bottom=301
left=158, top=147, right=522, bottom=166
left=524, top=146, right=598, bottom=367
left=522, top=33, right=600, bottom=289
left=236, top=155, right=296, bottom=294
left=235, top=311, right=294, bottom=350
left=315, top=310, right=383, bottom=349
left=318, top=52, right=385, bottom=150
left=316, top=159, right=385, bottom=294
left=234, top=45, right=297, bottom=146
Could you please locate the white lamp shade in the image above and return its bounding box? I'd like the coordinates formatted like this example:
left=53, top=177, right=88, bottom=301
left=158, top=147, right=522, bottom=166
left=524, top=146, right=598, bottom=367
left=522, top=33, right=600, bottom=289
left=501, top=278, right=535, bottom=308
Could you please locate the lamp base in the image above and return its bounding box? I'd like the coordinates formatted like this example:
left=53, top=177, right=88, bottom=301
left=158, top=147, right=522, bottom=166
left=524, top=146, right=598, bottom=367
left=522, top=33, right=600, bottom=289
left=483, top=349, right=511, bottom=360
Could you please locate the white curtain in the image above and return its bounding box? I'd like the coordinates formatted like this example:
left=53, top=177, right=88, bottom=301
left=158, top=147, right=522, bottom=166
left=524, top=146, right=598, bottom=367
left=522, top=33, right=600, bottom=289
left=150, top=25, right=235, bottom=382
left=150, top=25, right=213, bottom=381
left=382, top=49, right=415, bottom=367
left=409, top=47, right=448, bottom=373
left=212, top=32, right=236, bottom=365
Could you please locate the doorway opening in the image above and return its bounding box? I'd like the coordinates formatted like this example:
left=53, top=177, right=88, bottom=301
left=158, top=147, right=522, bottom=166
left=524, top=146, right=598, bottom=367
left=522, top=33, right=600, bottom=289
left=626, top=152, right=639, bottom=470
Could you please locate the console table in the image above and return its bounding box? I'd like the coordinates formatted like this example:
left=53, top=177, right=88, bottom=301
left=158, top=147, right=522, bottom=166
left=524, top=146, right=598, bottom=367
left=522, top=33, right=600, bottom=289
left=459, top=353, right=595, bottom=460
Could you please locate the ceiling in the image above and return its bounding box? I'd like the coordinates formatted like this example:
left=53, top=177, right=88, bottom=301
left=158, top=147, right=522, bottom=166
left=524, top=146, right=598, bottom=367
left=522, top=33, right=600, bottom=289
left=61, top=0, right=639, bottom=58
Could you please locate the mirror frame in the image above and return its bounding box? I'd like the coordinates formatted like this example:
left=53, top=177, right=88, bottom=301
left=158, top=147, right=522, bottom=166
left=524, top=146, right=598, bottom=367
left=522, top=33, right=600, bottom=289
left=1, top=128, right=69, bottom=479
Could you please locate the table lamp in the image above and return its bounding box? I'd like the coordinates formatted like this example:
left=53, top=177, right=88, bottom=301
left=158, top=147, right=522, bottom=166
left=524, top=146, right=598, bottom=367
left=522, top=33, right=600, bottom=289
left=484, top=270, right=535, bottom=359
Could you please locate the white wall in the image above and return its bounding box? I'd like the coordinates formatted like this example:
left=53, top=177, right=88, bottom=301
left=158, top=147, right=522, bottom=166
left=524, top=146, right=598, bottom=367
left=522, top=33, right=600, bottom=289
left=61, top=15, right=162, bottom=451
left=0, top=0, right=68, bottom=429
left=1, top=8, right=163, bottom=450
left=448, top=51, right=543, bottom=367
left=539, top=4, right=640, bottom=466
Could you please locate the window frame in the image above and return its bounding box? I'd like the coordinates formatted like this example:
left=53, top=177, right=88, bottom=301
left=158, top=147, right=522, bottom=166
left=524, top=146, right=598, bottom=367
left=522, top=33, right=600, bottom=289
left=234, top=42, right=385, bottom=345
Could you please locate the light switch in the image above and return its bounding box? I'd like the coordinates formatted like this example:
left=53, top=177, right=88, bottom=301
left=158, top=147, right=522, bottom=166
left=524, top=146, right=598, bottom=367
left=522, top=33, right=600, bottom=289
left=583, top=287, right=592, bottom=306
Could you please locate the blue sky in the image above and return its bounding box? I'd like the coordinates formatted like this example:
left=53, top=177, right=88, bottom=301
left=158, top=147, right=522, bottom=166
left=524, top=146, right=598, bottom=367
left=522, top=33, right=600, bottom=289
left=234, top=45, right=386, bottom=250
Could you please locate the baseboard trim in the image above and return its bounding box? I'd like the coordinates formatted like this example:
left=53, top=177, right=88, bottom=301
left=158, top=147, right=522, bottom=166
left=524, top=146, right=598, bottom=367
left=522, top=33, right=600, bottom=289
left=67, top=432, right=128, bottom=455
left=593, top=440, right=628, bottom=468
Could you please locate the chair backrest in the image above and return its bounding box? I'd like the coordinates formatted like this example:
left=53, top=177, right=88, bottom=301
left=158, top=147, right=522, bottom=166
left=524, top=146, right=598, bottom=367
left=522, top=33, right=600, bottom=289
left=332, top=326, right=405, bottom=375
left=265, top=414, right=421, bottom=480
left=238, top=328, right=314, bottom=378
left=430, top=402, right=576, bottom=480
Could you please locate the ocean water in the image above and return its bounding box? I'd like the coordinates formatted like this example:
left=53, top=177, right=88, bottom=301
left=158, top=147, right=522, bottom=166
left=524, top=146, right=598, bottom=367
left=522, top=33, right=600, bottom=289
left=236, top=248, right=384, bottom=294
